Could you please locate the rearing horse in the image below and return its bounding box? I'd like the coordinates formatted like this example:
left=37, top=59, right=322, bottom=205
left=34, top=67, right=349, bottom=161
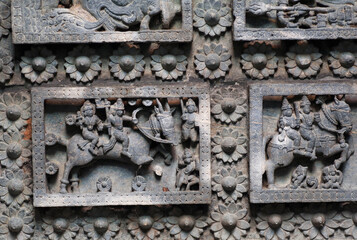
left=265, top=96, right=354, bottom=188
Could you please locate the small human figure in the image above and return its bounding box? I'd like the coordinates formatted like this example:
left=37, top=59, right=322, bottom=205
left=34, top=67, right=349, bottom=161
left=77, top=101, right=103, bottom=155
left=181, top=98, right=199, bottom=143
left=321, top=165, right=343, bottom=189
left=290, top=165, right=307, bottom=189
left=106, top=98, right=137, bottom=158
left=176, top=148, right=199, bottom=191
left=277, top=0, right=317, bottom=28
left=278, top=98, right=301, bottom=149
left=298, top=96, right=317, bottom=159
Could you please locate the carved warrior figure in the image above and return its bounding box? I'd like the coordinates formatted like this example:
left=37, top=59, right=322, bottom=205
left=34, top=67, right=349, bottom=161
left=181, top=98, right=199, bottom=143
left=104, top=98, right=137, bottom=158
left=176, top=148, right=199, bottom=191
left=46, top=98, right=180, bottom=194
left=76, top=100, right=103, bottom=155
left=265, top=95, right=354, bottom=188
left=290, top=165, right=307, bottom=189
left=248, top=0, right=357, bottom=28
left=321, top=164, right=343, bottom=189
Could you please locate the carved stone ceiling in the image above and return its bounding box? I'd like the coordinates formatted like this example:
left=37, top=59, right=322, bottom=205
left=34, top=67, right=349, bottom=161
left=0, top=0, right=357, bottom=239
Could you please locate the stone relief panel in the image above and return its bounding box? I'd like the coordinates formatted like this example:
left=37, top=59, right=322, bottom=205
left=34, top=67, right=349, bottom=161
left=234, top=0, right=357, bottom=40
left=31, top=83, right=211, bottom=207
left=11, top=0, right=193, bottom=43
left=249, top=81, right=357, bottom=203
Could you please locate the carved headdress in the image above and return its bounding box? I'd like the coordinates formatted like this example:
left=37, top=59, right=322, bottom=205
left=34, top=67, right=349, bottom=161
left=81, top=100, right=96, bottom=115
left=111, top=98, right=125, bottom=111
left=186, top=98, right=196, bottom=107
left=300, top=96, right=311, bottom=107
left=281, top=98, right=292, bottom=110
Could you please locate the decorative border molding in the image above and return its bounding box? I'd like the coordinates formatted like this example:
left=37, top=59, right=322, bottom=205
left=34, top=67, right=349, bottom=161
left=12, top=0, right=193, bottom=44
left=249, top=81, right=357, bottom=203
left=233, top=0, right=357, bottom=41
left=32, top=83, right=211, bottom=207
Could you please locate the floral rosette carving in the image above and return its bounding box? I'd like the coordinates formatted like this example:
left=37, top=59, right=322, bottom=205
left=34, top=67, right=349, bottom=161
left=212, top=167, right=247, bottom=203
left=340, top=209, right=357, bottom=239
left=255, top=205, right=295, bottom=240
left=0, top=130, right=31, bottom=170
left=83, top=215, right=120, bottom=240
left=0, top=206, right=35, bottom=240
left=127, top=206, right=165, bottom=240
left=328, top=41, right=357, bottom=78
left=195, top=43, right=231, bottom=80
left=0, top=92, right=31, bottom=131
left=0, top=169, right=32, bottom=207
left=209, top=203, right=250, bottom=240
left=241, top=42, right=279, bottom=80
left=151, top=47, right=188, bottom=81
left=0, top=0, right=10, bottom=39
left=109, top=45, right=145, bottom=81
left=285, top=43, right=323, bottom=79
left=20, top=47, right=58, bottom=84
left=165, top=207, right=208, bottom=240
left=211, top=88, right=246, bottom=124
left=41, top=208, right=79, bottom=240
left=193, top=0, right=232, bottom=37
left=298, top=205, right=339, bottom=240
left=0, top=55, right=14, bottom=84
left=64, top=46, right=102, bottom=83
left=212, top=128, right=247, bottom=163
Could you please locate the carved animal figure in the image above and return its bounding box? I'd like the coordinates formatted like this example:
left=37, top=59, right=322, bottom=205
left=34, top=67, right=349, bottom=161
left=265, top=96, right=354, bottom=188
left=46, top=99, right=179, bottom=194
left=80, top=0, right=181, bottom=30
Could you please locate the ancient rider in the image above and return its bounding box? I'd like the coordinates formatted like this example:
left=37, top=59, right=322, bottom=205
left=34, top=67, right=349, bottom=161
left=181, top=98, right=198, bottom=143
left=298, top=96, right=317, bottom=159
left=278, top=98, right=301, bottom=149
left=77, top=100, right=104, bottom=155
left=105, top=98, right=137, bottom=158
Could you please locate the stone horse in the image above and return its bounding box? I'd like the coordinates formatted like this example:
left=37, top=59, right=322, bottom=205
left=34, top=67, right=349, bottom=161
left=265, top=96, right=354, bottom=188
left=80, top=0, right=181, bottom=30
left=46, top=99, right=178, bottom=194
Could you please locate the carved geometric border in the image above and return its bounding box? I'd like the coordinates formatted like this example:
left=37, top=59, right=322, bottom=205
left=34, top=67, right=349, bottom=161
left=32, top=83, right=210, bottom=207
left=249, top=81, right=357, bottom=203
left=233, top=0, right=357, bottom=41
left=12, top=0, right=193, bottom=44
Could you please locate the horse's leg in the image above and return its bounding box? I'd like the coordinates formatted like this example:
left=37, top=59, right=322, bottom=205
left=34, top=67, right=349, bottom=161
left=266, top=159, right=276, bottom=188
left=70, top=169, right=80, bottom=193
left=324, top=143, right=349, bottom=169
left=60, top=161, right=75, bottom=194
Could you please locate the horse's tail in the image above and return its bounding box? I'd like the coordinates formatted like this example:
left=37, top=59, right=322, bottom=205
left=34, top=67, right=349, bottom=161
left=45, top=133, right=69, bottom=147
left=263, top=134, right=274, bottom=151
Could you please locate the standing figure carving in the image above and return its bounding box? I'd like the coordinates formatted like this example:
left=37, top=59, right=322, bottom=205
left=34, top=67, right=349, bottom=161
left=181, top=98, right=199, bottom=144
left=176, top=148, right=199, bottom=191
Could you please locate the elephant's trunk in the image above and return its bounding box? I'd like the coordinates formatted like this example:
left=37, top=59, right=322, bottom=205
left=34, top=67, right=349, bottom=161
left=160, top=0, right=181, bottom=28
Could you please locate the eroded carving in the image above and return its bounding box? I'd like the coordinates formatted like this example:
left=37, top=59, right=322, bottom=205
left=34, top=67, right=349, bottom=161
left=32, top=84, right=210, bottom=207
left=12, top=0, right=193, bottom=43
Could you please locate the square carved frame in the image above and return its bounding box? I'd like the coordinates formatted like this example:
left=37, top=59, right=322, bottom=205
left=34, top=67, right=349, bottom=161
left=12, top=0, right=193, bottom=44
left=249, top=81, right=357, bottom=203
left=233, top=0, right=357, bottom=41
left=32, top=83, right=210, bottom=207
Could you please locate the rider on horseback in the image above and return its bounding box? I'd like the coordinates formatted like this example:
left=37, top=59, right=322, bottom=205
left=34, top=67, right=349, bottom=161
left=278, top=98, right=301, bottom=149
left=77, top=101, right=104, bottom=155
left=297, top=96, right=317, bottom=159
left=105, top=98, right=137, bottom=158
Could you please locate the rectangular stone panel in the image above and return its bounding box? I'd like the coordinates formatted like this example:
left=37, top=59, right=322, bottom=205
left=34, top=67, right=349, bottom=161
left=12, top=0, right=193, bottom=43
left=234, top=0, right=357, bottom=40
left=249, top=81, right=357, bottom=203
left=31, top=83, right=210, bottom=207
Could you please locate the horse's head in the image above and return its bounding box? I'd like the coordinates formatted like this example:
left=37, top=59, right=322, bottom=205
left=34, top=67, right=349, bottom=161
left=154, top=98, right=176, bottom=142
left=331, top=96, right=353, bottom=132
